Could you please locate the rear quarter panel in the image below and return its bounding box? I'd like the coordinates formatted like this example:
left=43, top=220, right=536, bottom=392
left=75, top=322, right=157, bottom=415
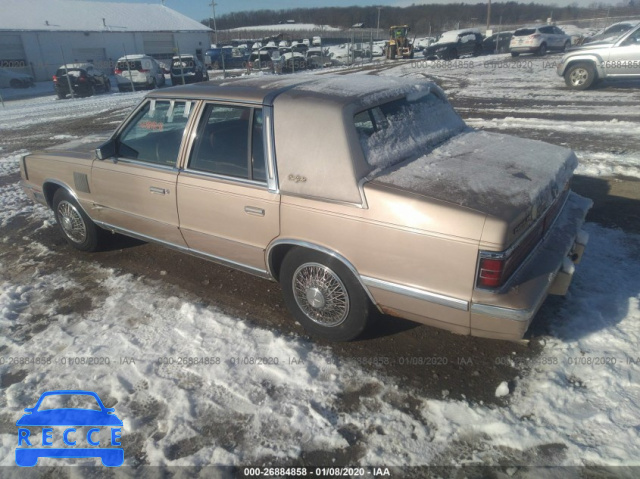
left=278, top=183, right=486, bottom=331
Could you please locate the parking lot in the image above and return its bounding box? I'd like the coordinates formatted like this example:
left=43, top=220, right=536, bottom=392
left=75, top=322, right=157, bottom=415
left=1, top=54, right=639, bottom=473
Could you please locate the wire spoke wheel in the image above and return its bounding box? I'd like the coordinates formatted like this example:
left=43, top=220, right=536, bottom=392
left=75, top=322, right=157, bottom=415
left=292, top=262, right=350, bottom=327
left=57, top=200, right=87, bottom=244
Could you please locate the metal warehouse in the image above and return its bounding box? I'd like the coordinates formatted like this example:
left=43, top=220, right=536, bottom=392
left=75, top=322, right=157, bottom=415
left=0, top=0, right=212, bottom=81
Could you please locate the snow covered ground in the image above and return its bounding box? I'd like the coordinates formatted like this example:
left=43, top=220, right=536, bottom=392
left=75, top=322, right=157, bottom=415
left=1, top=56, right=640, bottom=474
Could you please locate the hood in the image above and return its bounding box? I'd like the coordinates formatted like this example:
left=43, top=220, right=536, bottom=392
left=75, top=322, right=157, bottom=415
left=370, top=130, right=577, bottom=224
left=569, top=41, right=614, bottom=51
left=46, top=133, right=112, bottom=154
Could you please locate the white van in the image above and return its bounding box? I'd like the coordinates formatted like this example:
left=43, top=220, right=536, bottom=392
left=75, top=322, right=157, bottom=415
left=115, top=54, right=166, bottom=91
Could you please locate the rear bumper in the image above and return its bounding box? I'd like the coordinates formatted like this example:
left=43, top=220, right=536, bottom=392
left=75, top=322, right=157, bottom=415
left=509, top=45, right=540, bottom=53
left=54, top=84, right=93, bottom=95
left=470, top=191, right=592, bottom=340
left=115, top=78, right=149, bottom=87
left=170, top=74, right=200, bottom=85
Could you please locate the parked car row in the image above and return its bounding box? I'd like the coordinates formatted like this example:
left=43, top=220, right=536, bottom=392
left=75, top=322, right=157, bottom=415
left=205, top=43, right=343, bottom=74
left=422, top=25, right=572, bottom=60
left=419, top=22, right=640, bottom=91
left=51, top=53, right=208, bottom=99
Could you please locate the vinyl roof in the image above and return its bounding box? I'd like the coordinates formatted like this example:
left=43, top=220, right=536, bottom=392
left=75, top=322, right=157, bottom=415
left=148, top=75, right=442, bottom=108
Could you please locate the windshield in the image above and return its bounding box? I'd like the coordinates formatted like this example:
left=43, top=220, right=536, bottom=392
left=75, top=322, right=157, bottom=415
left=38, top=394, right=101, bottom=411
left=354, top=92, right=466, bottom=169
left=514, top=28, right=536, bottom=36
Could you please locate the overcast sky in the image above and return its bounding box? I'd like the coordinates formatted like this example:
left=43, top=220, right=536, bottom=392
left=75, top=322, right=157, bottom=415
left=88, top=0, right=625, bottom=23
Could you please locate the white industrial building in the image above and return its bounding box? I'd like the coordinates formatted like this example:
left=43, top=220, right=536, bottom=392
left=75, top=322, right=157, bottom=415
left=0, top=0, right=212, bottom=80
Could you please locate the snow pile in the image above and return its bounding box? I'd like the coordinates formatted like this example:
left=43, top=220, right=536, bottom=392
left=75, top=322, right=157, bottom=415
left=433, top=29, right=481, bottom=45
left=1, top=221, right=639, bottom=467
left=466, top=117, right=640, bottom=138
left=0, top=151, right=24, bottom=177
left=0, top=91, right=144, bottom=130
left=0, top=151, right=53, bottom=228
left=495, top=382, right=510, bottom=398
left=575, top=150, right=640, bottom=180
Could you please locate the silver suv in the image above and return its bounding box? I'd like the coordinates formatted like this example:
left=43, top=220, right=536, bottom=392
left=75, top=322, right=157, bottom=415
left=510, top=25, right=571, bottom=56
left=557, top=23, right=640, bottom=90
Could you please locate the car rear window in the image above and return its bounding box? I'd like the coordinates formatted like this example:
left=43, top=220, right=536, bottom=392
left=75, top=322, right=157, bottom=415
left=172, top=58, right=195, bottom=73
left=514, top=28, right=536, bottom=36
left=355, top=92, right=466, bottom=169
left=250, top=54, right=272, bottom=62
left=56, top=68, right=84, bottom=77
left=117, top=60, right=142, bottom=70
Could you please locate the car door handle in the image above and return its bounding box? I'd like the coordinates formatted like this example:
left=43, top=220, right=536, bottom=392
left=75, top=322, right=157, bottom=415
left=244, top=206, right=265, bottom=216
left=149, top=186, right=168, bottom=195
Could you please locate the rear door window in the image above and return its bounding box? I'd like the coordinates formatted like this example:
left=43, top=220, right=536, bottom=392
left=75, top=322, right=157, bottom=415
left=188, top=104, right=265, bottom=182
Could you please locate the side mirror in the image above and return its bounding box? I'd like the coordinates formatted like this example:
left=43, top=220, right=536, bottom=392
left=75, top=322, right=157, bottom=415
left=95, top=139, right=116, bottom=160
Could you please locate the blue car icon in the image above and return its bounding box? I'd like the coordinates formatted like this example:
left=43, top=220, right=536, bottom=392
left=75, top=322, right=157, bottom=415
left=16, top=390, right=123, bottom=467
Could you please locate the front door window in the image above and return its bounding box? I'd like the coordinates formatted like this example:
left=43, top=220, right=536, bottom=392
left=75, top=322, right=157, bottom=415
left=116, top=100, right=193, bottom=167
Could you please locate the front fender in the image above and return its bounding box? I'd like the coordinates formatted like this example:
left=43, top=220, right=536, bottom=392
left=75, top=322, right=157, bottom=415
left=558, top=53, right=606, bottom=78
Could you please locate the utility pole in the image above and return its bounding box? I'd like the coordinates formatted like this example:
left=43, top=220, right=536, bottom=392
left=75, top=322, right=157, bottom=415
left=486, top=0, right=491, bottom=31
left=376, top=7, right=382, bottom=41
left=210, top=1, right=218, bottom=46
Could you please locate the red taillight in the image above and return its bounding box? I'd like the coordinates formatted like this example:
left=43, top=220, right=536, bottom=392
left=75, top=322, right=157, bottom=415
left=476, top=193, right=568, bottom=290
left=138, top=69, right=149, bottom=73
left=78, top=76, right=87, bottom=82
left=114, top=69, right=122, bottom=74
left=52, top=75, right=58, bottom=83
left=477, top=258, right=505, bottom=288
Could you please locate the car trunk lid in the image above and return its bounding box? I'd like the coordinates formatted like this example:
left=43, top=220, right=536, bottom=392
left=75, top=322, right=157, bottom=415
left=369, top=130, right=578, bottom=248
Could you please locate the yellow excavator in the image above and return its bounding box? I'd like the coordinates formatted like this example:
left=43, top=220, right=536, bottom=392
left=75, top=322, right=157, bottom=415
left=387, top=25, right=414, bottom=59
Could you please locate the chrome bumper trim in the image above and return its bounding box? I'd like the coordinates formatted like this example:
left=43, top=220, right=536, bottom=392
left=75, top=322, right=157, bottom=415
left=361, top=276, right=469, bottom=311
